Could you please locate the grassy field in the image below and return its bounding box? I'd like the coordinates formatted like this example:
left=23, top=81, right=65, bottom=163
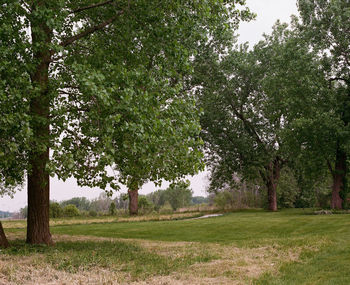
left=1, top=209, right=350, bottom=284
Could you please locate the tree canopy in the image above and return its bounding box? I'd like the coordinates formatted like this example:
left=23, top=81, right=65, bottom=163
left=0, top=0, right=252, bottom=244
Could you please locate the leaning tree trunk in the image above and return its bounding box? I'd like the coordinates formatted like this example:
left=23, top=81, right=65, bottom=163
left=26, top=5, right=53, bottom=245
left=331, top=147, right=347, bottom=210
left=0, top=222, right=9, bottom=248
left=262, top=158, right=282, bottom=212
left=128, top=189, right=139, bottom=216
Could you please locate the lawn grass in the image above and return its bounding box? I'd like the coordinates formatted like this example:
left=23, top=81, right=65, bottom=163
left=1, top=209, right=350, bottom=284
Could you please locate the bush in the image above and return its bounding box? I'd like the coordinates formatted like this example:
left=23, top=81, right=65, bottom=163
left=89, top=210, right=97, bottom=217
left=109, top=202, right=116, bottom=215
left=50, top=202, right=63, bottom=218
left=138, top=196, right=154, bottom=214
left=63, top=204, right=80, bottom=217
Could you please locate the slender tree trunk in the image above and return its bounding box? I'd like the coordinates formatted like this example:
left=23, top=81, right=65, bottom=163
left=0, top=222, right=9, bottom=248
left=26, top=4, right=53, bottom=245
left=331, top=147, right=347, bottom=209
left=128, top=189, right=139, bottom=215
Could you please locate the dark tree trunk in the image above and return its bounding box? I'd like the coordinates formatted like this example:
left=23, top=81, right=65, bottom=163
left=0, top=222, right=9, bottom=248
left=331, top=147, right=347, bottom=209
left=266, top=179, right=278, bottom=212
left=128, top=189, right=139, bottom=215
left=262, top=158, right=281, bottom=212
left=26, top=4, right=53, bottom=245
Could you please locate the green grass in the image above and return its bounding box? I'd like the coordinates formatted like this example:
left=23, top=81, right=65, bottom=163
left=3, top=209, right=350, bottom=284
left=3, top=239, right=214, bottom=280
left=50, top=209, right=350, bottom=245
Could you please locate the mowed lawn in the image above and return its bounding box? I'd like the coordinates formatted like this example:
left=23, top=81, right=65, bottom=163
left=2, top=209, right=350, bottom=284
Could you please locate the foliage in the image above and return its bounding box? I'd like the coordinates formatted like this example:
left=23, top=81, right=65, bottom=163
left=0, top=0, right=253, bottom=242
left=295, top=0, right=350, bottom=207
left=212, top=178, right=263, bottom=210
left=108, top=202, right=116, bottom=216
left=163, top=180, right=193, bottom=211
left=63, top=204, right=80, bottom=217
left=146, top=190, right=167, bottom=211
left=276, top=168, right=299, bottom=208
left=89, top=193, right=112, bottom=213
left=158, top=202, right=174, bottom=215
left=88, top=210, right=97, bottom=217
left=191, top=196, right=209, bottom=205
left=49, top=202, right=63, bottom=218
left=60, top=197, right=91, bottom=212
left=138, top=196, right=153, bottom=214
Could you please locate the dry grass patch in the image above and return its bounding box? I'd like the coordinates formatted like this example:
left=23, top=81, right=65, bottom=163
left=0, top=256, right=125, bottom=285
left=2, top=212, right=201, bottom=230
left=0, top=224, right=330, bottom=285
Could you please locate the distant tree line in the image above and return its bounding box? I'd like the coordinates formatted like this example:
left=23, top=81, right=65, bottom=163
left=18, top=181, right=208, bottom=218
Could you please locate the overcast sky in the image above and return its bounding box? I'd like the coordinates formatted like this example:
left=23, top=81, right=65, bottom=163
left=0, top=0, right=298, bottom=212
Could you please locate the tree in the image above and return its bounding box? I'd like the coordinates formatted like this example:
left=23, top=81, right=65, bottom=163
left=63, top=204, right=80, bottom=217
left=60, top=197, right=91, bottom=211
left=164, top=180, right=193, bottom=211
left=196, top=43, right=286, bottom=211
left=49, top=202, right=63, bottom=218
left=108, top=202, right=116, bottom=216
left=297, top=0, right=350, bottom=209
left=191, top=196, right=209, bottom=205
left=1, top=0, right=252, bottom=244
left=195, top=20, right=323, bottom=211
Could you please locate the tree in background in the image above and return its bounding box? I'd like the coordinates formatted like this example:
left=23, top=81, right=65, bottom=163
left=1, top=0, right=252, bottom=244
left=60, top=197, right=91, bottom=212
left=49, top=202, right=63, bottom=218
left=63, top=205, right=80, bottom=217
left=108, top=202, right=116, bottom=216
left=296, top=0, right=350, bottom=209
left=196, top=18, right=330, bottom=211
left=163, top=180, right=193, bottom=211
left=196, top=43, right=287, bottom=211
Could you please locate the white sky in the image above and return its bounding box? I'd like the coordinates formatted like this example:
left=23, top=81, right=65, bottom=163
left=0, top=0, right=298, bottom=212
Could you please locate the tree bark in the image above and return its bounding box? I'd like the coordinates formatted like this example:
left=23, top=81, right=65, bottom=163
left=0, top=222, right=9, bottom=248
left=26, top=4, right=53, bottom=245
left=262, top=158, right=281, bottom=212
left=128, top=189, right=139, bottom=215
left=331, top=147, right=347, bottom=209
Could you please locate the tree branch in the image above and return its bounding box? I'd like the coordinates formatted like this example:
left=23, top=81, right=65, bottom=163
left=329, top=77, right=350, bottom=84
left=60, top=11, right=123, bottom=48
left=229, top=102, right=265, bottom=148
left=71, top=0, right=114, bottom=14
left=326, top=159, right=334, bottom=176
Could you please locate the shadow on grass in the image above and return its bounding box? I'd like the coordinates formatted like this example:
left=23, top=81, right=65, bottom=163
left=2, top=239, right=215, bottom=280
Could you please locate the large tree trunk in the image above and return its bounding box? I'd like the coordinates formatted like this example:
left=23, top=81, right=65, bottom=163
left=0, top=222, right=9, bottom=248
left=262, top=158, right=281, bottom=212
left=128, top=189, right=139, bottom=215
left=331, top=147, right=347, bottom=209
left=26, top=4, right=53, bottom=245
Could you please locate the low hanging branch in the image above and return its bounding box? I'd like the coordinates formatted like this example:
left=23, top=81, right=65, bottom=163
left=0, top=222, right=9, bottom=248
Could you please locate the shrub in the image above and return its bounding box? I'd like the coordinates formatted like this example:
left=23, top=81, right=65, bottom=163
left=138, top=196, right=154, bottom=214
left=63, top=204, right=80, bottom=217
left=89, top=210, right=97, bottom=217
left=50, top=202, right=63, bottom=218
left=109, top=202, right=116, bottom=215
